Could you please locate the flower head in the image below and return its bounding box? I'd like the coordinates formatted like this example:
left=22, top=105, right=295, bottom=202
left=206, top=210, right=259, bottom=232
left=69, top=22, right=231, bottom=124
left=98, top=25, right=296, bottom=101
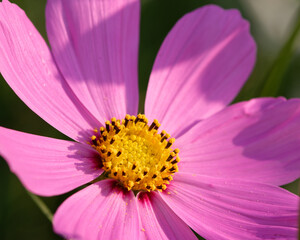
left=0, top=0, right=299, bottom=239
left=90, top=114, right=179, bottom=192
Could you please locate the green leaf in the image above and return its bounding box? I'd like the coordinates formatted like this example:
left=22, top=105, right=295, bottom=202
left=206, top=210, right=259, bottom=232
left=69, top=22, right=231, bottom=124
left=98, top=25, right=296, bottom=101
left=260, top=8, right=300, bottom=97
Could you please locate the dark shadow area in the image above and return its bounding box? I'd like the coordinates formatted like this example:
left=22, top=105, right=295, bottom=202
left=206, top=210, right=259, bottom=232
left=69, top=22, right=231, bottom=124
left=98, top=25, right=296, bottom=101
left=174, top=119, right=202, bottom=139
left=67, top=139, right=103, bottom=177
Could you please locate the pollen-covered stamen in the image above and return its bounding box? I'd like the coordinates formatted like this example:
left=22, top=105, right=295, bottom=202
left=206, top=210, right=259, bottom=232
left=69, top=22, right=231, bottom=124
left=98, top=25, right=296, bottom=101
left=90, top=114, right=180, bottom=192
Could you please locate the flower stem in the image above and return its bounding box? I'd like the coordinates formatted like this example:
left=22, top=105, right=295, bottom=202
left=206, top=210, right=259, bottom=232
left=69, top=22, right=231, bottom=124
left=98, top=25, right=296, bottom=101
left=27, top=190, right=53, bottom=222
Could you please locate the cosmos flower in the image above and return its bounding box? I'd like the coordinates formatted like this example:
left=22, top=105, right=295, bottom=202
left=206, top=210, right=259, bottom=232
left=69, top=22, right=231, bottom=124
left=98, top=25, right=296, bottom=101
left=0, top=0, right=299, bottom=239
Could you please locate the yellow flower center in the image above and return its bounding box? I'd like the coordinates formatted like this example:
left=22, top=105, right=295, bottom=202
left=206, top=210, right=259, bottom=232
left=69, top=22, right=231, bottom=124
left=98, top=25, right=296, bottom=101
left=90, top=114, right=180, bottom=192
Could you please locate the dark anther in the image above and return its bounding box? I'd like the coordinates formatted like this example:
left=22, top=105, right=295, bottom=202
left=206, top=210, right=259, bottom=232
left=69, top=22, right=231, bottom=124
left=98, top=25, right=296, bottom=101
left=160, top=166, right=166, bottom=172
left=100, top=148, right=106, bottom=154
left=160, top=136, right=167, bottom=143
left=152, top=174, right=157, bottom=179
left=169, top=166, right=176, bottom=172
left=105, top=123, right=110, bottom=132
left=171, top=159, right=178, bottom=164
left=115, top=127, right=120, bottom=134
left=163, top=177, right=170, bottom=181
left=92, top=138, right=98, bottom=146
left=132, top=164, right=136, bottom=170
left=134, top=116, right=140, bottom=124
left=111, top=119, right=116, bottom=126
left=143, top=171, right=148, bottom=176
left=157, top=185, right=163, bottom=189
left=107, top=151, right=112, bottom=157
left=103, top=135, right=107, bottom=141
left=136, top=178, right=141, bottom=182
left=166, top=154, right=173, bottom=162
left=110, top=137, right=115, bottom=144
left=148, top=122, right=155, bottom=131
left=165, top=141, right=172, bottom=149
left=146, top=186, right=151, bottom=190
left=117, top=151, right=121, bottom=157
left=154, top=125, right=159, bottom=131
left=113, top=172, right=117, bottom=176
left=122, top=171, right=126, bottom=176
left=125, top=118, right=129, bottom=127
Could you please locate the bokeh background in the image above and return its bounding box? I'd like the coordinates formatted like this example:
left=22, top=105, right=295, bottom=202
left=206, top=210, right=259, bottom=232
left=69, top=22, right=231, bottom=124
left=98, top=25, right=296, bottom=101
left=0, top=0, right=300, bottom=239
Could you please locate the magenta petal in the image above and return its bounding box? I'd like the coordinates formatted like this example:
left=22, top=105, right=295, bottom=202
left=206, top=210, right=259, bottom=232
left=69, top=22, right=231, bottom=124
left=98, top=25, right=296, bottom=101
left=46, top=0, right=140, bottom=123
left=53, top=180, right=141, bottom=240
left=161, top=173, right=298, bottom=240
left=0, top=127, right=101, bottom=196
left=177, top=97, right=300, bottom=186
left=145, top=5, right=256, bottom=137
left=137, top=191, right=197, bottom=240
left=0, top=1, right=100, bottom=141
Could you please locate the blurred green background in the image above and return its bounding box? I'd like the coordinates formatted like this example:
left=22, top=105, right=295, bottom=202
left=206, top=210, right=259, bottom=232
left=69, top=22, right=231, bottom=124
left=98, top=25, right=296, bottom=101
left=0, top=0, right=300, bottom=239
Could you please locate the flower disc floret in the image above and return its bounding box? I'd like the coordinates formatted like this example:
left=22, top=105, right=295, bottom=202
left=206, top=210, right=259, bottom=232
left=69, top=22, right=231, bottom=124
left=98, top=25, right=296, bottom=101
left=90, top=114, right=180, bottom=192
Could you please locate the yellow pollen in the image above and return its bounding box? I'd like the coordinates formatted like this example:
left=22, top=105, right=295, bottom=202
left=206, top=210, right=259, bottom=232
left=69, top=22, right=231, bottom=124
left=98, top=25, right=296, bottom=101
left=90, top=114, right=180, bottom=192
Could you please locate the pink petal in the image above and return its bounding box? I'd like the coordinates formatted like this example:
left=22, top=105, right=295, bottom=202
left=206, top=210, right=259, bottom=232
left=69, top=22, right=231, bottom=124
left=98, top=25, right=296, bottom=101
left=161, top=173, right=298, bottom=240
left=0, top=127, right=101, bottom=196
left=177, top=97, right=300, bottom=186
left=137, top=191, right=197, bottom=240
left=0, top=0, right=100, bottom=141
left=46, top=0, right=140, bottom=123
left=145, top=5, right=256, bottom=137
left=54, top=179, right=141, bottom=240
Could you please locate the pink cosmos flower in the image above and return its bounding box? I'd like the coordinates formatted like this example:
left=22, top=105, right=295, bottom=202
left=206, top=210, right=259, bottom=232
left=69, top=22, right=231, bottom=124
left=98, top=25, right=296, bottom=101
left=0, top=0, right=299, bottom=239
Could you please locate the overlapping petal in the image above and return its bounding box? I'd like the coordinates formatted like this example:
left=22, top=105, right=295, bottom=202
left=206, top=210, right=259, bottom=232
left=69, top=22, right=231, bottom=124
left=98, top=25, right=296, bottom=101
left=145, top=4, right=256, bottom=137
left=53, top=179, right=141, bottom=240
left=0, top=127, right=101, bottom=196
left=0, top=0, right=99, bottom=141
left=46, top=0, right=140, bottom=124
left=137, top=191, right=197, bottom=240
left=176, top=97, right=300, bottom=185
left=161, top=173, right=298, bottom=240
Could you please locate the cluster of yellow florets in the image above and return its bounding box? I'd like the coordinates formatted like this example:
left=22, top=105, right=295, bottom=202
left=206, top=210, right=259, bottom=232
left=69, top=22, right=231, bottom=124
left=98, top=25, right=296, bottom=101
left=90, top=114, right=180, bottom=192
